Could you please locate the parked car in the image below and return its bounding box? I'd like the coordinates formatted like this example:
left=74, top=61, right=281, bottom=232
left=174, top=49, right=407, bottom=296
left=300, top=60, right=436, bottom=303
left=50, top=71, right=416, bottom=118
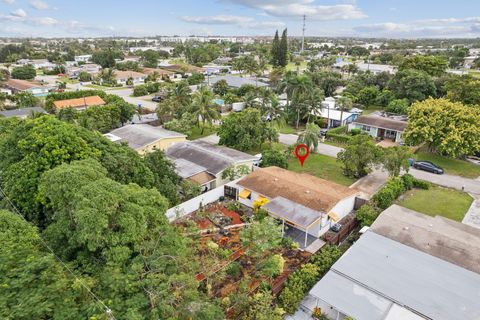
left=413, top=161, right=444, bottom=174
left=319, top=128, right=329, bottom=137
left=151, top=95, right=163, bottom=102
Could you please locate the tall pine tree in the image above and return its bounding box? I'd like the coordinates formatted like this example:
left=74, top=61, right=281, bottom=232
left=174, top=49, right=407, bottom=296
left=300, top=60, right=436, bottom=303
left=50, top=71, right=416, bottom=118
left=271, top=30, right=280, bottom=66
left=279, top=28, right=288, bottom=67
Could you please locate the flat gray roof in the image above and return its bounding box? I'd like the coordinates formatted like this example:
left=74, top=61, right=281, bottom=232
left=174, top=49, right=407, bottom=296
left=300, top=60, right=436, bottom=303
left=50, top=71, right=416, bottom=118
left=310, top=231, right=480, bottom=320
left=262, top=196, right=322, bottom=229
left=107, top=124, right=186, bottom=149
left=0, top=107, right=46, bottom=118
left=370, top=205, right=480, bottom=274
left=166, top=140, right=256, bottom=175
left=208, top=75, right=268, bottom=88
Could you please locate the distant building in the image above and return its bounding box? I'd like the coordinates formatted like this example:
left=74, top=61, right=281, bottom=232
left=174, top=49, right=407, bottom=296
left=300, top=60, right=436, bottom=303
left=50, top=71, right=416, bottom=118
left=4, top=79, right=54, bottom=96
left=0, top=107, right=46, bottom=119
left=334, top=61, right=396, bottom=74
left=105, top=124, right=187, bottom=155
left=52, top=95, right=106, bottom=111
left=74, top=55, right=92, bottom=63
left=300, top=205, right=480, bottom=320
left=17, top=58, right=56, bottom=70
left=112, top=70, right=148, bottom=85
left=348, top=113, right=408, bottom=143
left=207, top=75, right=268, bottom=88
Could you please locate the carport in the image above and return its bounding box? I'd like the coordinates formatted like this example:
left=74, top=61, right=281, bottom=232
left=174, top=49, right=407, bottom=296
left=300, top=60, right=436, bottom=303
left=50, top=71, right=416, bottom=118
left=262, top=196, right=323, bottom=248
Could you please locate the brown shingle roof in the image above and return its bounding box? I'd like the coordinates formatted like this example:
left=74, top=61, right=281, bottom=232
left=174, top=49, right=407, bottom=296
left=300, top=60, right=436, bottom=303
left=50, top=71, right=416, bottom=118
left=237, top=166, right=358, bottom=213
left=114, top=70, right=147, bottom=80
left=5, top=78, right=43, bottom=91
left=354, top=115, right=408, bottom=132
left=160, top=64, right=205, bottom=73
left=53, top=96, right=106, bottom=109
left=142, top=68, right=173, bottom=76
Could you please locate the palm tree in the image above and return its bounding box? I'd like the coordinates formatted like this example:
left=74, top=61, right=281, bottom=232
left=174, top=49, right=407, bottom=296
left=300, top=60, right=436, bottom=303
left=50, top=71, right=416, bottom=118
left=243, top=91, right=259, bottom=109
left=257, top=88, right=273, bottom=114
left=269, top=67, right=284, bottom=88
left=288, top=75, right=314, bottom=129
left=263, top=95, right=283, bottom=126
left=99, top=68, right=116, bottom=84
left=336, top=96, right=353, bottom=131
left=191, top=86, right=220, bottom=134
left=297, top=122, right=321, bottom=152
left=302, top=87, right=325, bottom=124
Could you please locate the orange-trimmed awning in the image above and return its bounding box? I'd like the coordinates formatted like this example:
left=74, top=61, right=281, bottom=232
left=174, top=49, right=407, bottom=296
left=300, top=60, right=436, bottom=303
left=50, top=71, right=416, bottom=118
left=328, top=212, right=340, bottom=222
left=239, top=189, right=251, bottom=199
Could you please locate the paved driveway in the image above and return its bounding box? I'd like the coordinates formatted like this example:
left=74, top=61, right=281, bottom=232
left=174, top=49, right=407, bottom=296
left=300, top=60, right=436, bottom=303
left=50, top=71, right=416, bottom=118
left=409, top=168, right=480, bottom=196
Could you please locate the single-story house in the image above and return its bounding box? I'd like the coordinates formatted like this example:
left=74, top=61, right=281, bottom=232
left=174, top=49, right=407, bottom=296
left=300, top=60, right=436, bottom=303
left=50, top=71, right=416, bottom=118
left=17, top=58, right=56, bottom=70
left=74, top=55, right=92, bottom=63
left=159, top=64, right=205, bottom=76
left=166, top=140, right=256, bottom=191
left=53, top=95, right=106, bottom=111
left=142, top=68, right=175, bottom=80
left=0, top=107, right=46, bottom=119
left=105, top=124, right=186, bottom=155
left=129, top=113, right=159, bottom=125
left=4, top=78, right=54, bottom=96
left=207, top=75, right=268, bottom=88
left=314, top=108, right=359, bottom=128
left=235, top=167, right=359, bottom=247
left=302, top=205, right=480, bottom=320
left=348, top=114, right=408, bottom=143
left=67, top=63, right=101, bottom=78
left=113, top=70, right=148, bottom=85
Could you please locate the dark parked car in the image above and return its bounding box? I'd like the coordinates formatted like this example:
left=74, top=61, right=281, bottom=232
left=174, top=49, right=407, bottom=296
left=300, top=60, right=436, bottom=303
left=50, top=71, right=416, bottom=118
left=151, top=95, right=163, bottom=102
left=413, top=161, right=444, bottom=174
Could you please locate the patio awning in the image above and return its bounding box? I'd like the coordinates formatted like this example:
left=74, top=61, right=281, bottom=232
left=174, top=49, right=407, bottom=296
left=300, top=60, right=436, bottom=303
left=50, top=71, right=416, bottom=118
left=328, top=212, right=340, bottom=222
left=239, top=189, right=251, bottom=199
left=262, top=196, right=322, bottom=229
left=257, top=196, right=269, bottom=203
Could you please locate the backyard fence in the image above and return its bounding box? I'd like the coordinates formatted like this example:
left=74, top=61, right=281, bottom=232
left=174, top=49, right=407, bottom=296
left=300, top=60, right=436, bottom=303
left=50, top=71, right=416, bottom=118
left=322, top=213, right=358, bottom=246
left=166, top=178, right=241, bottom=221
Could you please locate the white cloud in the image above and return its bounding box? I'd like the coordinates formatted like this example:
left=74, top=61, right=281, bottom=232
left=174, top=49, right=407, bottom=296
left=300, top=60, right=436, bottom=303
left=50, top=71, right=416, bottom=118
left=224, top=0, right=367, bottom=20
left=354, top=17, right=480, bottom=38
left=2, top=0, right=16, bottom=4
left=181, top=14, right=284, bottom=29
left=33, top=16, right=57, bottom=25
left=29, top=0, right=49, bottom=10
left=11, top=8, right=27, bottom=17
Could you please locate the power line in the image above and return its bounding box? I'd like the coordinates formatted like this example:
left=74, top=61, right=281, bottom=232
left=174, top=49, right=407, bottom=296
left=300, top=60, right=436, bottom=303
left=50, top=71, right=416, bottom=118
left=0, top=185, right=116, bottom=320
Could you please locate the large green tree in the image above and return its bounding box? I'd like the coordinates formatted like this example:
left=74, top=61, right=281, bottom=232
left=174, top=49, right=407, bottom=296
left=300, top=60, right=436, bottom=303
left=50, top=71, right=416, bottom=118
left=337, top=135, right=383, bottom=178
left=11, top=65, right=36, bottom=80
left=218, top=108, right=275, bottom=151
left=389, top=69, right=436, bottom=102
left=404, top=98, right=480, bottom=157
left=191, top=85, right=220, bottom=134
left=399, top=55, right=448, bottom=77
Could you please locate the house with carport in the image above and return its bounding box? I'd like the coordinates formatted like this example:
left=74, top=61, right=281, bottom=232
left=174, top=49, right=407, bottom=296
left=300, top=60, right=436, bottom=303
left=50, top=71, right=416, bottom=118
left=234, top=167, right=359, bottom=248
left=348, top=113, right=408, bottom=143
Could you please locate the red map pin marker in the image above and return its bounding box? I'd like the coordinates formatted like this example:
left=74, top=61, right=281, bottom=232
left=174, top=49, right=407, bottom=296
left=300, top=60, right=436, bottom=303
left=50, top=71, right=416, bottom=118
left=295, top=144, right=310, bottom=167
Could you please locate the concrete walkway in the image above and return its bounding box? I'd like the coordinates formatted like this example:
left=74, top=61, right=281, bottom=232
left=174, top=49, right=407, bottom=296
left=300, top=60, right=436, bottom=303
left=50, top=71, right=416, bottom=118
left=350, top=169, right=389, bottom=199
left=462, top=196, right=480, bottom=229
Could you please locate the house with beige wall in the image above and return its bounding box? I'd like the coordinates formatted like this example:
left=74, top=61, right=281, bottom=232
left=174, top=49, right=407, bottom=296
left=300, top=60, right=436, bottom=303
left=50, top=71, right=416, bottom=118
left=166, top=140, right=256, bottom=192
left=105, top=124, right=186, bottom=155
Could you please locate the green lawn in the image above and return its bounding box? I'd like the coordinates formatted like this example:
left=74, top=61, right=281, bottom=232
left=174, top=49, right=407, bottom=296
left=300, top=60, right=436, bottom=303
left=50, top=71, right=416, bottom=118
left=244, top=142, right=285, bottom=156
left=288, top=153, right=356, bottom=186
left=273, top=122, right=298, bottom=134
left=414, top=149, right=480, bottom=179
left=187, top=125, right=217, bottom=140
left=285, top=61, right=308, bottom=72
left=58, top=77, right=79, bottom=84
left=397, top=186, right=473, bottom=222
left=84, top=84, right=125, bottom=91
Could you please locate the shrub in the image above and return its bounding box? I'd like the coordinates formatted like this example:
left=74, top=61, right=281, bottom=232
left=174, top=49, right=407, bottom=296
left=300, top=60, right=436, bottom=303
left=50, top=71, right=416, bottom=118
left=255, top=208, right=269, bottom=221
left=226, top=201, right=242, bottom=213
left=401, top=173, right=415, bottom=190
left=350, top=128, right=361, bottom=136
left=261, top=149, right=288, bottom=169
left=145, top=82, right=160, bottom=94
left=226, top=261, right=241, bottom=277
left=413, top=179, right=431, bottom=190
left=326, top=132, right=352, bottom=144
left=133, top=85, right=149, bottom=97
left=356, top=204, right=380, bottom=227
left=372, top=177, right=406, bottom=209
left=262, top=254, right=285, bottom=278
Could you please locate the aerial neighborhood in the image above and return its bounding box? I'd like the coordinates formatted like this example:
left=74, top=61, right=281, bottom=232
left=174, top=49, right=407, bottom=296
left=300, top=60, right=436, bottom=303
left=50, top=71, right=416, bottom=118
left=1, top=1, right=480, bottom=319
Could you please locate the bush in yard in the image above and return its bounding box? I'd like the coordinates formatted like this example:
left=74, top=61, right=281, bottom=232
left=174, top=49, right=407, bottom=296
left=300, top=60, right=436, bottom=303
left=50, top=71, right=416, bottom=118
left=372, top=177, right=407, bottom=209
left=350, top=128, right=361, bottom=136
left=355, top=204, right=380, bottom=227
left=412, top=178, right=431, bottom=190
left=226, top=261, right=241, bottom=277
left=262, top=254, right=285, bottom=278
left=261, top=149, right=288, bottom=169
left=401, top=173, right=415, bottom=190
left=78, top=71, right=92, bottom=82
left=309, top=245, right=343, bottom=274
left=278, top=263, right=320, bottom=314
left=133, top=85, right=149, bottom=97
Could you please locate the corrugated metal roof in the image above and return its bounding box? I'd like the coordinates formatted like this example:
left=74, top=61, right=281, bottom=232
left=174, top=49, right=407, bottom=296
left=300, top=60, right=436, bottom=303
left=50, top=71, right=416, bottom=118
left=172, top=158, right=208, bottom=179
left=262, top=196, right=322, bottom=229
left=311, top=231, right=480, bottom=320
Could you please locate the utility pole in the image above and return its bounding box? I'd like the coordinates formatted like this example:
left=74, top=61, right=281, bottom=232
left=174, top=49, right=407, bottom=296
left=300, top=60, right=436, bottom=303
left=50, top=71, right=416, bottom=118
left=301, top=14, right=306, bottom=53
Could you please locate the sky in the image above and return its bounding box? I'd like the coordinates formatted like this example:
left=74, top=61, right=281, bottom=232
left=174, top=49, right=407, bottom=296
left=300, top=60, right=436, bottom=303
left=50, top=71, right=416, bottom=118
left=2, top=0, right=480, bottom=38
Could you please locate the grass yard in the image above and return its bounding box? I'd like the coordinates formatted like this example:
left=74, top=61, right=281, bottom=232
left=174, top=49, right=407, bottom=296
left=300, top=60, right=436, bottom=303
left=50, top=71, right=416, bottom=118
left=84, top=84, right=125, bottom=91
left=397, top=186, right=473, bottom=222
left=286, top=61, right=308, bottom=72
left=288, top=153, right=356, bottom=186
left=414, top=149, right=480, bottom=179
left=244, top=142, right=285, bottom=155
left=273, top=122, right=298, bottom=134
left=187, top=125, right=217, bottom=140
